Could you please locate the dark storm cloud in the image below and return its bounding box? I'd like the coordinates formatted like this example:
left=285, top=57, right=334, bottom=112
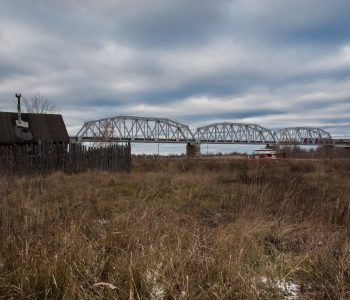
left=227, top=0, right=350, bottom=44
left=289, top=21, right=350, bottom=45
left=113, top=1, right=231, bottom=47
left=0, top=0, right=350, bottom=148
left=7, top=0, right=231, bottom=48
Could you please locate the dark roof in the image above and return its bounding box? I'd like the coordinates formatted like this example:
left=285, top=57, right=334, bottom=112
left=0, top=112, right=70, bottom=144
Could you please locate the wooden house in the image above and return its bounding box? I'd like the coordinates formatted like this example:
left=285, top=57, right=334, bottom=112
left=0, top=111, right=70, bottom=145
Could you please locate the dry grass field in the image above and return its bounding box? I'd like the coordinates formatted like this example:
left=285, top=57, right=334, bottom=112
left=1, top=157, right=350, bottom=299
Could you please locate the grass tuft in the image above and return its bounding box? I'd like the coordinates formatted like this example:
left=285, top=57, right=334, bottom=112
left=0, top=158, right=350, bottom=299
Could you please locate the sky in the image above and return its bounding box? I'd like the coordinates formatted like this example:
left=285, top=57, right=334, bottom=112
left=1, top=0, right=350, bottom=154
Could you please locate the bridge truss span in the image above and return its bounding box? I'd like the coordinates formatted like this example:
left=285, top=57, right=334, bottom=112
left=195, top=123, right=277, bottom=144
left=73, top=115, right=336, bottom=146
left=75, top=115, right=195, bottom=143
left=273, top=127, right=333, bottom=145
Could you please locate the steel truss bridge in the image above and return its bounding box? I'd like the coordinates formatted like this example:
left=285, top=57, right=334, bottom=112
left=72, top=115, right=340, bottom=146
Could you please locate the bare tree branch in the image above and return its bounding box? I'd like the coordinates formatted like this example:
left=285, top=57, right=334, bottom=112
left=22, top=93, right=58, bottom=114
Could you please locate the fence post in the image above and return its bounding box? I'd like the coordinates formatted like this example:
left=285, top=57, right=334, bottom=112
left=0, top=142, right=132, bottom=174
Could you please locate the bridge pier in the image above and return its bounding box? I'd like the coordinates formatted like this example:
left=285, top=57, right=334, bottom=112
left=186, top=143, right=201, bottom=158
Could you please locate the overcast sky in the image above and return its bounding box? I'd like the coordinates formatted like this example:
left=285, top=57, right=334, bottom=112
left=1, top=0, right=350, bottom=153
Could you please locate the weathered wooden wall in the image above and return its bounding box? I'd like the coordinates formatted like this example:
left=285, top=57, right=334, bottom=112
left=0, top=141, right=131, bottom=174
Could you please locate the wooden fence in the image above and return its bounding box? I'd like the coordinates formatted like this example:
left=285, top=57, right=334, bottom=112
left=0, top=141, right=131, bottom=174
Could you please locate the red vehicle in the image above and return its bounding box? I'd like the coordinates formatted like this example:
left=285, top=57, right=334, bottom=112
left=248, top=148, right=280, bottom=161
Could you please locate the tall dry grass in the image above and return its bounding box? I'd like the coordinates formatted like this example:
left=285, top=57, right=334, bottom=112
left=0, top=158, right=350, bottom=299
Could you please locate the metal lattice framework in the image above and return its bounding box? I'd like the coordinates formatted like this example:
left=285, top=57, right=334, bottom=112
left=75, top=116, right=195, bottom=143
left=274, top=127, right=333, bottom=145
left=73, top=116, right=335, bottom=145
left=195, top=123, right=276, bottom=144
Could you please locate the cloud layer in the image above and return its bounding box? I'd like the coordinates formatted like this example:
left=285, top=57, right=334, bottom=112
left=1, top=0, right=350, bottom=153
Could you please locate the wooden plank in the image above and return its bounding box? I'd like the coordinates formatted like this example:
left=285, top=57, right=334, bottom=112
left=0, top=141, right=132, bottom=174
